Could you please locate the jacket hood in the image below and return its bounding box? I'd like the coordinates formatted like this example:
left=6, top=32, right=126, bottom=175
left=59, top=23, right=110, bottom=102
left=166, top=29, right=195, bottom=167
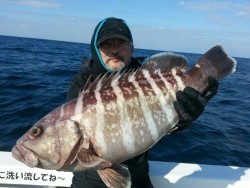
left=90, top=17, right=133, bottom=74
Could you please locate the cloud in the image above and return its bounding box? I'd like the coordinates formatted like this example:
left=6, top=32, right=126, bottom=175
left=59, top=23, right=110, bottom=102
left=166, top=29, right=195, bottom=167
left=236, top=11, right=250, bottom=20
left=207, top=14, right=234, bottom=26
left=0, top=0, right=61, bottom=9
left=131, top=24, right=250, bottom=58
left=179, top=1, right=250, bottom=12
left=179, top=1, right=233, bottom=11
left=179, top=1, right=250, bottom=22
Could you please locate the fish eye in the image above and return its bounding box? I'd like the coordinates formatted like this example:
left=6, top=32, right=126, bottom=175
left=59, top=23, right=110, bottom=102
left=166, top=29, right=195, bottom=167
left=29, top=127, right=43, bottom=139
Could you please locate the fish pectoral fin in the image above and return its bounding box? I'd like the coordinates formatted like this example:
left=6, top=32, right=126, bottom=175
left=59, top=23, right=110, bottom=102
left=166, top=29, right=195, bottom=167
left=77, top=149, right=112, bottom=169
left=97, top=164, right=131, bottom=188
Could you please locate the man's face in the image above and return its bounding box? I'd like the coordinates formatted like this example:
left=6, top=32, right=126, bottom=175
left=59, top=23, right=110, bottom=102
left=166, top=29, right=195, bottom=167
left=99, top=38, right=134, bottom=72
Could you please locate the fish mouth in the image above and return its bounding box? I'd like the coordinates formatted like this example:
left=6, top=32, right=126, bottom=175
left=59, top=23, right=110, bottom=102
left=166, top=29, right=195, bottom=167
left=12, top=144, right=39, bottom=168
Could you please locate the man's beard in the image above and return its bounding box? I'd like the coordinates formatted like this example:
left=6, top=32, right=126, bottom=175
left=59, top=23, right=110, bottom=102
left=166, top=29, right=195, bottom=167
left=106, top=62, right=126, bottom=72
left=105, top=54, right=127, bottom=71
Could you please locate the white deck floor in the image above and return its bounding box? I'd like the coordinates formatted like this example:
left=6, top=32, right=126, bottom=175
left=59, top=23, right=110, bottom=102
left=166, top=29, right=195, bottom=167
left=0, top=151, right=249, bottom=188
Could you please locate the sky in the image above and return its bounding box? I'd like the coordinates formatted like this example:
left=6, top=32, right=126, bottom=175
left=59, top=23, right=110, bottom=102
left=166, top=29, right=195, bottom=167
left=0, top=0, right=250, bottom=58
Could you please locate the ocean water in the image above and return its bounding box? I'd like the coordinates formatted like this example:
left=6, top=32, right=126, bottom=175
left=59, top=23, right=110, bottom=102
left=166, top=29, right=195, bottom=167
left=0, top=35, right=249, bottom=167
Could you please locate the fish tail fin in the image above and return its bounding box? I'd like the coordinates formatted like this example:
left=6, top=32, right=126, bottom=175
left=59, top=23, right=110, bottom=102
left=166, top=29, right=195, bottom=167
left=187, top=45, right=237, bottom=92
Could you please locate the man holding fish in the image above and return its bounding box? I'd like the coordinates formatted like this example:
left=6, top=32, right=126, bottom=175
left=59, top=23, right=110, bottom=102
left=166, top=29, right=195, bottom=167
left=13, top=17, right=236, bottom=188
left=66, top=17, right=219, bottom=188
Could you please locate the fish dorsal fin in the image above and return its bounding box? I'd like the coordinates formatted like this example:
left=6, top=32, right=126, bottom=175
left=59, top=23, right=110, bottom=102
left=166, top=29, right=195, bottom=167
left=84, top=74, right=102, bottom=92
left=80, top=71, right=125, bottom=95
left=82, top=74, right=93, bottom=92
left=97, top=164, right=131, bottom=188
left=80, top=52, right=189, bottom=95
left=80, top=72, right=110, bottom=95
left=141, top=52, right=189, bottom=74
left=77, top=148, right=112, bottom=169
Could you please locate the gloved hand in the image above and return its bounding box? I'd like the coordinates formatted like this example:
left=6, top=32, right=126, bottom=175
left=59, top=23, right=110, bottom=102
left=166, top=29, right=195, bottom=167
left=172, top=76, right=219, bottom=133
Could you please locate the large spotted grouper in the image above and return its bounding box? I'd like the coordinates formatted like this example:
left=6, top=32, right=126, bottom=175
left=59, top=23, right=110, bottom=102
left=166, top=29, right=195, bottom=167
left=12, top=45, right=236, bottom=187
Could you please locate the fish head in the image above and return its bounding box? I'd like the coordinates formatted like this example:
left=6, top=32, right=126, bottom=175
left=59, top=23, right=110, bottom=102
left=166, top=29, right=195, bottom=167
left=12, top=110, right=83, bottom=170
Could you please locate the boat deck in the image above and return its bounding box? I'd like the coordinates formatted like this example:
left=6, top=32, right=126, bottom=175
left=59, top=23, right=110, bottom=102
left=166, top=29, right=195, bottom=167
left=0, top=151, right=249, bottom=188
